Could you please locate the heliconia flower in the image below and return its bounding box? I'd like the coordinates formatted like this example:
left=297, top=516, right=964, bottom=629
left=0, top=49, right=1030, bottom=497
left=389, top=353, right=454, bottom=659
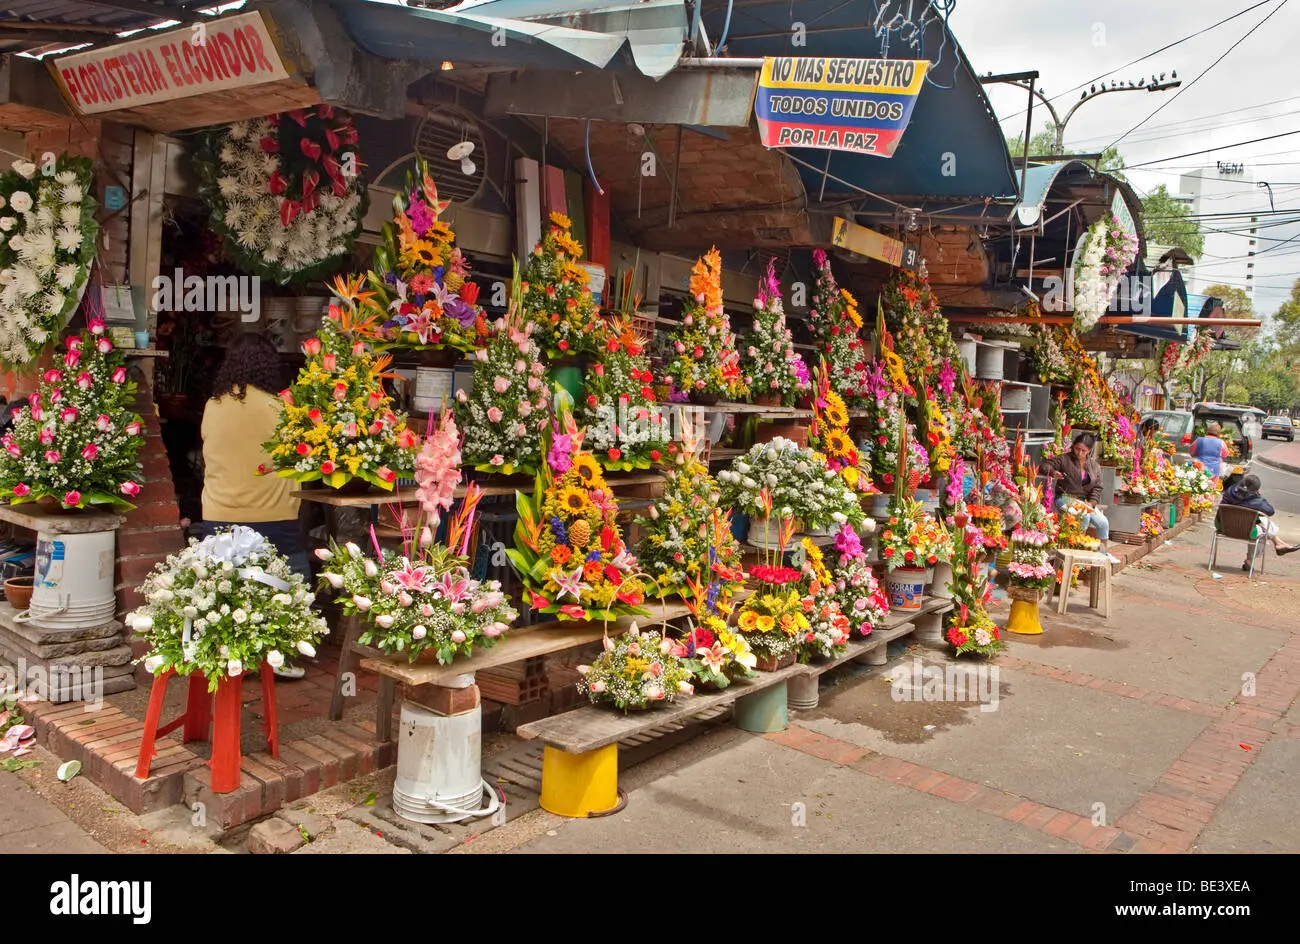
left=95, top=413, right=111, bottom=431
left=119, top=481, right=141, bottom=498
left=302, top=337, right=322, bottom=356
left=111, top=367, right=126, bottom=384
left=125, top=421, right=141, bottom=436
left=44, top=450, right=60, bottom=463
left=322, top=572, right=344, bottom=589
left=297, top=641, right=316, bottom=657
left=81, top=443, right=98, bottom=461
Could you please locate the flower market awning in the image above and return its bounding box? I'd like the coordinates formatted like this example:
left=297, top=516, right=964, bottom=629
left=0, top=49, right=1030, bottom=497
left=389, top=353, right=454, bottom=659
left=326, top=0, right=692, bottom=79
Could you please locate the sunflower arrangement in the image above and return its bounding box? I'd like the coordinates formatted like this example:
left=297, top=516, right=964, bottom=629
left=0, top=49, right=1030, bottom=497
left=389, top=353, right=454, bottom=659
left=367, top=157, right=488, bottom=353
left=662, top=247, right=748, bottom=402
left=522, top=212, right=607, bottom=358
left=507, top=419, right=649, bottom=622
left=741, top=258, right=810, bottom=406
left=735, top=587, right=808, bottom=664
left=263, top=278, right=418, bottom=490
left=578, top=317, right=669, bottom=470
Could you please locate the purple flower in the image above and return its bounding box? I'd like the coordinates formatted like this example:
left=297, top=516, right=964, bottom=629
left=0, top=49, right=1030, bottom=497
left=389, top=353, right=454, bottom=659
left=834, top=523, right=863, bottom=561
left=938, top=359, right=956, bottom=399
left=408, top=195, right=434, bottom=237
left=865, top=360, right=890, bottom=400
left=444, top=296, right=478, bottom=327
left=792, top=355, right=810, bottom=386
left=946, top=456, right=966, bottom=505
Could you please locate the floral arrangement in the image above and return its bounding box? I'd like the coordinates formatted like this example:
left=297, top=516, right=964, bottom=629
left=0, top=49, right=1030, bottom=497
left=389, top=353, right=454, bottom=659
left=944, top=508, right=1001, bottom=657
left=807, top=248, right=870, bottom=401
left=1115, top=470, right=1159, bottom=504
left=578, top=318, right=668, bottom=470
left=263, top=278, right=417, bottom=490
left=0, top=323, right=143, bottom=510
left=194, top=109, right=365, bottom=284
left=368, top=157, right=487, bottom=353
left=508, top=419, right=649, bottom=622
left=577, top=624, right=695, bottom=710
left=1056, top=509, right=1101, bottom=551
left=825, top=523, right=889, bottom=637
left=795, top=539, right=852, bottom=662
left=742, top=258, right=809, bottom=406
left=1030, top=327, right=1072, bottom=385
left=868, top=410, right=929, bottom=493
left=968, top=504, right=1006, bottom=551
left=1140, top=509, right=1164, bottom=539
left=1072, top=213, right=1140, bottom=332
left=877, top=498, right=953, bottom=570
left=522, top=212, right=606, bottom=358
left=735, top=586, right=808, bottom=663
left=808, top=365, right=874, bottom=500
left=717, top=437, right=865, bottom=529
left=882, top=268, right=959, bottom=382
left=919, top=385, right=955, bottom=480
left=635, top=443, right=744, bottom=599
left=0, top=155, right=98, bottom=367
left=662, top=248, right=748, bottom=402
left=316, top=412, right=519, bottom=664
left=1007, top=482, right=1056, bottom=593
left=457, top=265, right=551, bottom=474
left=673, top=574, right=755, bottom=690
left=129, top=526, right=330, bottom=692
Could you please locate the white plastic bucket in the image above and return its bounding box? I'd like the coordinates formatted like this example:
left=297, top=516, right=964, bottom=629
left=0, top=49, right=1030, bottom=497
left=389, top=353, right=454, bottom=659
left=392, top=692, right=486, bottom=824
left=885, top=567, right=926, bottom=610
left=413, top=367, right=455, bottom=414
left=25, top=530, right=115, bottom=628
left=975, top=344, right=1004, bottom=380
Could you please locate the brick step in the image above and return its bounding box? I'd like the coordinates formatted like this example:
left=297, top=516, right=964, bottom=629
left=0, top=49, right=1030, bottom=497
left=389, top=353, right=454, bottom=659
left=181, top=727, right=398, bottom=830
left=26, top=699, right=203, bottom=813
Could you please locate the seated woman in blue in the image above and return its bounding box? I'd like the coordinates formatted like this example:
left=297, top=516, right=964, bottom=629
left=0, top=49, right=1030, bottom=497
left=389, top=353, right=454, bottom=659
left=1190, top=422, right=1229, bottom=478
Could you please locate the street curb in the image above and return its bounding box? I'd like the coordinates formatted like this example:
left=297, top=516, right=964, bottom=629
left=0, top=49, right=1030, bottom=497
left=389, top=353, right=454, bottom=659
left=1257, top=453, right=1300, bottom=476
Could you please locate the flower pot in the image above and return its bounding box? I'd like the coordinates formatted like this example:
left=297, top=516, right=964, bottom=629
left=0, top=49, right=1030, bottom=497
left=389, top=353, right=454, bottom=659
left=4, top=576, right=34, bottom=610
left=333, top=478, right=379, bottom=496
left=753, top=651, right=796, bottom=672
left=754, top=392, right=782, bottom=406
left=747, top=516, right=804, bottom=548
left=754, top=422, right=809, bottom=448
left=690, top=391, right=721, bottom=406
left=885, top=567, right=926, bottom=610
left=930, top=561, right=954, bottom=600
left=34, top=496, right=84, bottom=515
left=1007, top=585, right=1047, bottom=604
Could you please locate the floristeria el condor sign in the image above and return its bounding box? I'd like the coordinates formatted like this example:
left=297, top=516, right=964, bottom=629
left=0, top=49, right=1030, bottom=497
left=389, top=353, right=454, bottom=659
left=48, top=12, right=296, bottom=121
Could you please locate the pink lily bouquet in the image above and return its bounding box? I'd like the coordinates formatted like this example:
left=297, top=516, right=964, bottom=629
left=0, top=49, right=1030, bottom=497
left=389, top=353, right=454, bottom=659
left=316, top=410, right=518, bottom=664
left=0, top=322, right=144, bottom=510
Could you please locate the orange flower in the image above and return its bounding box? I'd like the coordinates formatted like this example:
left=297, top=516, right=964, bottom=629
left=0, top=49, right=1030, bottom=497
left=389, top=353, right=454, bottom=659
left=550, top=545, right=572, bottom=565
left=583, top=561, right=604, bottom=582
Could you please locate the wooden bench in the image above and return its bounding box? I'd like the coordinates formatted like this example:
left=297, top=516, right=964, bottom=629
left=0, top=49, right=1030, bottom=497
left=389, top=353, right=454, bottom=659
left=516, top=595, right=953, bottom=817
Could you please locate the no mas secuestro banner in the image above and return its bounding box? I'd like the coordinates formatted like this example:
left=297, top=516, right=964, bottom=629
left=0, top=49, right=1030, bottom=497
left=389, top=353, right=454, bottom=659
left=756, top=57, right=928, bottom=158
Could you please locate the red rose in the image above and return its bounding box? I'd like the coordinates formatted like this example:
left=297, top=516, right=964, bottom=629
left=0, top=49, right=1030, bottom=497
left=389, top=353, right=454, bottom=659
left=296, top=443, right=310, bottom=456
left=558, top=339, right=570, bottom=351
left=587, top=395, right=599, bottom=408
left=904, top=550, right=915, bottom=562
left=883, top=547, right=895, bottom=557
left=320, top=460, right=336, bottom=475
left=608, top=448, right=622, bottom=461
left=649, top=449, right=661, bottom=461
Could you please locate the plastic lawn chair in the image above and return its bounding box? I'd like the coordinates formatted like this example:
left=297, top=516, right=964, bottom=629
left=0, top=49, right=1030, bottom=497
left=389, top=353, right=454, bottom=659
left=1210, top=504, right=1268, bottom=577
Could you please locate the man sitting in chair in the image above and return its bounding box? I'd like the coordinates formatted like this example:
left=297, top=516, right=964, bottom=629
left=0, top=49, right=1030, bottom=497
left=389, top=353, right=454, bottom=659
left=1221, top=474, right=1300, bottom=569
left=1042, top=433, right=1120, bottom=565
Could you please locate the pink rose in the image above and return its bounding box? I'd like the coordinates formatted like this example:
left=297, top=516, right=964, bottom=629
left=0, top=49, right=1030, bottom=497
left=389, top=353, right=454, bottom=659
left=62, top=490, right=81, bottom=508
left=493, top=376, right=510, bottom=394
left=526, top=376, right=541, bottom=391
left=125, top=421, right=141, bottom=436
left=119, top=481, right=141, bottom=498
left=490, top=455, right=505, bottom=466
left=77, top=372, right=93, bottom=390
left=96, top=337, right=112, bottom=354
left=12, top=483, right=29, bottom=497
left=111, top=367, right=126, bottom=384
left=322, top=353, right=337, bottom=371
left=44, top=450, right=60, bottom=463
left=43, top=369, right=62, bottom=384
left=302, top=337, right=322, bottom=356
left=487, top=406, right=503, bottom=423
left=65, top=337, right=81, bottom=351
left=64, top=350, right=80, bottom=368
left=49, top=388, right=62, bottom=402
left=88, top=318, right=106, bottom=336
left=59, top=406, right=77, bottom=423
left=81, top=443, right=98, bottom=461
left=38, top=428, right=53, bottom=445
left=517, top=401, right=532, bottom=417
left=5, top=443, right=19, bottom=457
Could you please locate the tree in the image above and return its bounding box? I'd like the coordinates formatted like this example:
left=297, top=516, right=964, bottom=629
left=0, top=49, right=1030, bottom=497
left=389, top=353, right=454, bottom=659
left=1140, top=185, right=1204, bottom=258
left=1271, top=278, right=1300, bottom=354
left=1005, top=123, right=1127, bottom=178
left=1201, top=284, right=1254, bottom=320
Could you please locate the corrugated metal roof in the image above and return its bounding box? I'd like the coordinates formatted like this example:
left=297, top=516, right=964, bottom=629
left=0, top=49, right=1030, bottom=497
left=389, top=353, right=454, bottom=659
left=1014, top=160, right=1094, bottom=226
left=0, top=1, right=232, bottom=56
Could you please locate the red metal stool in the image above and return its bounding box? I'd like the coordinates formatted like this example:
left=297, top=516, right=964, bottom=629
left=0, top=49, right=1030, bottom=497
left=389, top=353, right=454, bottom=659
left=135, top=661, right=279, bottom=793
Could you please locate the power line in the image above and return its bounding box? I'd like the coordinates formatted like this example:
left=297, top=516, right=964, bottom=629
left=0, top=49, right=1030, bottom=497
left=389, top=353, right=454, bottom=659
left=1125, top=129, right=1300, bottom=168
left=996, top=0, right=1277, bottom=123
left=1106, top=0, right=1292, bottom=152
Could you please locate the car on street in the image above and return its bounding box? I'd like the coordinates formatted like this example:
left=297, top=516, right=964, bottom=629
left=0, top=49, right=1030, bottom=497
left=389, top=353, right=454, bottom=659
left=1262, top=415, right=1295, bottom=441
left=1140, top=403, right=1262, bottom=466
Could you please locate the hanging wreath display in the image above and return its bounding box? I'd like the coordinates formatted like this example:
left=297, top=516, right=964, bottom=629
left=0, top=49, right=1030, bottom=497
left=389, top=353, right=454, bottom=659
left=0, top=156, right=98, bottom=368
left=1071, top=213, right=1139, bottom=332
left=194, top=106, right=366, bottom=285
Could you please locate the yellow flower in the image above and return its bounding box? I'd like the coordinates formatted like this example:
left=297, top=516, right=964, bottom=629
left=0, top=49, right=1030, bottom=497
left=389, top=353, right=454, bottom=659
left=409, top=240, right=442, bottom=268
left=550, top=211, right=572, bottom=229
left=572, top=454, right=602, bottom=486
left=558, top=485, right=590, bottom=516
left=825, top=429, right=853, bottom=459
left=755, top=614, right=775, bottom=632
left=842, top=466, right=860, bottom=487
left=823, top=392, right=849, bottom=429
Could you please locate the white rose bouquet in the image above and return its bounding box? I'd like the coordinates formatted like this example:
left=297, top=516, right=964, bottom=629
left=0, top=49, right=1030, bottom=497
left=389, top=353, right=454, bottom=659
left=129, top=526, right=329, bottom=692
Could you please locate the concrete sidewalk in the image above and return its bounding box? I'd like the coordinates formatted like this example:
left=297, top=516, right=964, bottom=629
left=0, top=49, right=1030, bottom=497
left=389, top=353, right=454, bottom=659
left=0, top=759, right=108, bottom=854
left=1256, top=440, right=1300, bottom=476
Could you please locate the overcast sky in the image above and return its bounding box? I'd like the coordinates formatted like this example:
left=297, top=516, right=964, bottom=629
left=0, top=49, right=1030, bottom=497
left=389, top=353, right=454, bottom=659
left=950, top=0, right=1300, bottom=318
